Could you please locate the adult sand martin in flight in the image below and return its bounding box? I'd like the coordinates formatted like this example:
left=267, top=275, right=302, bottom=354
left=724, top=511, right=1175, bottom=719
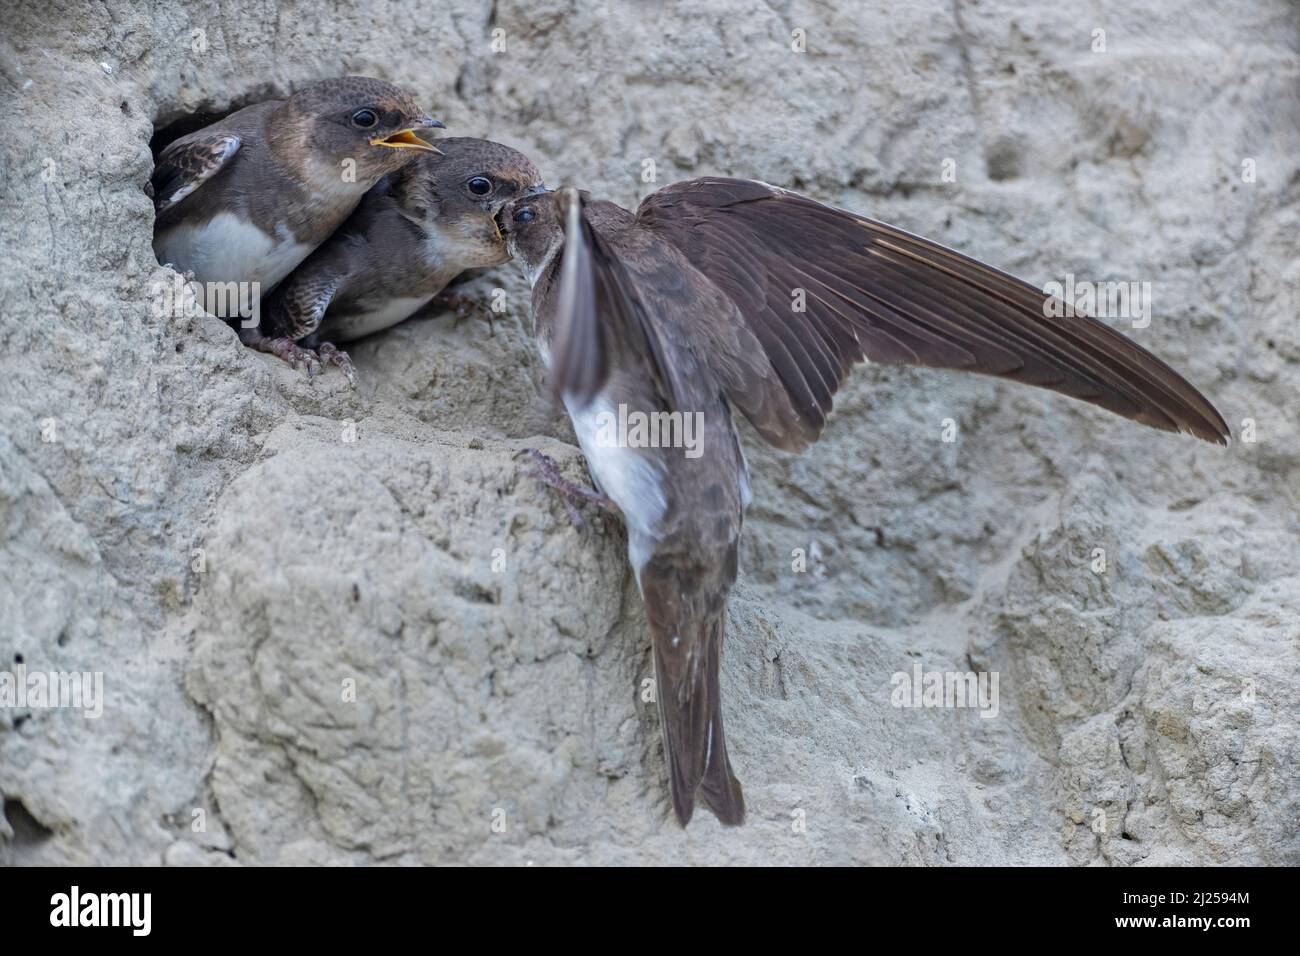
left=250, top=138, right=544, bottom=380
left=151, top=76, right=443, bottom=333
left=499, top=179, right=1229, bottom=827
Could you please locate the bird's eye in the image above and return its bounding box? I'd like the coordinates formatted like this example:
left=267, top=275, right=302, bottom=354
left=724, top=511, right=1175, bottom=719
left=351, top=109, right=379, bottom=129
left=513, top=208, right=536, bottom=223
left=468, top=177, right=493, bottom=196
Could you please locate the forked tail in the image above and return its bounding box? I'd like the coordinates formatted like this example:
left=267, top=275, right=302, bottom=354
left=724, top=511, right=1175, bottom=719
left=649, top=605, right=745, bottom=826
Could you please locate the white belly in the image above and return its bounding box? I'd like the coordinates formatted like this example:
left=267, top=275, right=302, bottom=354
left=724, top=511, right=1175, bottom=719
left=564, top=392, right=668, bottom=576
left=155, top=212, right=310, bottom=295
left=325, top=295, right=435, bottom=342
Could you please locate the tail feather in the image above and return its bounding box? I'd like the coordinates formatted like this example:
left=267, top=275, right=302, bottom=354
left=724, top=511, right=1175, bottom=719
left=698, top=699, right=745, bottom=825
left=650, top=607, right=745, bottom=827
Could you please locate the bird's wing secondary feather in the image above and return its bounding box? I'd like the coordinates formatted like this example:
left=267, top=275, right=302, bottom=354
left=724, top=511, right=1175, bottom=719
left=637, top=177, right=1230, bottom=450
left=273, top=269, right=341, bottom=341
left=151, top=132, right=242, bottom=214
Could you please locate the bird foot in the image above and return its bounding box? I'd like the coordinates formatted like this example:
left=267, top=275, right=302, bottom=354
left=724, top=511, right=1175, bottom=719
left=521, top=449, right=617, bottom=528
left=436, top=290, right=496, bottom=336
left=318, top=342, right=357, bottom=387
left=239, top=329, right=322, bottom=376
left=239, top=330, right=356, bottom=385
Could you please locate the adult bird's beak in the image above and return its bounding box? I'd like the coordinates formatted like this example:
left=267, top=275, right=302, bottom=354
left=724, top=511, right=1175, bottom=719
left=371, top=117, right=446, bottom=154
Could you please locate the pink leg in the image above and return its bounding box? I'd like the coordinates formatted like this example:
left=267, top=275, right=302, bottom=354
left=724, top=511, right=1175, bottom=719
left=239, top=328, right=321, bottom=376
left=522, top=449, right=618, bottom=527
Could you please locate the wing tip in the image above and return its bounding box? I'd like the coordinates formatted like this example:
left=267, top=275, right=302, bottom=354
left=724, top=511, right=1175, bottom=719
left=1140, top=404, right=1230, bottom=446
left=1194, top=418, right=1232, bottom=446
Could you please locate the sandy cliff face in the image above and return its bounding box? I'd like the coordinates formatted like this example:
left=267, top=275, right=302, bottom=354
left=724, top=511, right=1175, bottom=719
left=0, top=0, right=1296, bottom=865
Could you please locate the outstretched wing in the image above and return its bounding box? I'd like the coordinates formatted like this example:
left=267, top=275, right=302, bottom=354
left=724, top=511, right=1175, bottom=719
left=637, top=177, right=1230, bottom=450
left=151, top=131, right=242, bottom=214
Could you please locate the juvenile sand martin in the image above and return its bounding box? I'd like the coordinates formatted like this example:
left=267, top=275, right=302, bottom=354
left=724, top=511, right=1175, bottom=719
left=250, top=138, right=544, bottom=380
left=500, top=180, right=1229, bottom=827
left=151, top=76, right=442, bottom=325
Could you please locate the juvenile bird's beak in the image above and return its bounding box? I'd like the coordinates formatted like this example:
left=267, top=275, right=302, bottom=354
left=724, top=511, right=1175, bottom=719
left=492, top=201, right=513, bottom=241
left=371, top=117, right=445, bottom=154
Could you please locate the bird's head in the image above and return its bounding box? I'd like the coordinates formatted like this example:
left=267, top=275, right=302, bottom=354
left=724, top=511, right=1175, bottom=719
left=283, top=76, right=444, bottom=185
left=497, top=187, right=571, bottom=283
left=392, top=139, right=545, bottom=267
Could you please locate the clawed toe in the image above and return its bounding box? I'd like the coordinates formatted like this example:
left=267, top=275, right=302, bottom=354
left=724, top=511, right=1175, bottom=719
left=521, top=448, right=617, bottom=527
left=239, top=329, right=361, bottom=384
left=436, top=291, right=496, bottom=335
left=239, top=330, right=320, bottom=373
left=318, top=342, right=357, bottom=387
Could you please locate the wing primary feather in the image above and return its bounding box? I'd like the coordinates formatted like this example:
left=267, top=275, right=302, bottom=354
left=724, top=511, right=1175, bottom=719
left=549, top=190, right=688, bottom=413
left=549, top=188, right=605, bottom=404
left=636, top=177, right=1230, bottom=446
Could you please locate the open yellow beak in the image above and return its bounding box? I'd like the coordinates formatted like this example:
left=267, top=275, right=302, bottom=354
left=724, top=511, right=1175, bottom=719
left=370, top=129, right=443, bottom=154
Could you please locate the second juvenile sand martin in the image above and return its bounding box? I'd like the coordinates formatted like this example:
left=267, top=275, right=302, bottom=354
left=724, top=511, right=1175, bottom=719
left=499, top=180, right=1230, bottom=827
left=248, top=138, right=544, bottom=380
left=151, top=76, right=443, bottom=323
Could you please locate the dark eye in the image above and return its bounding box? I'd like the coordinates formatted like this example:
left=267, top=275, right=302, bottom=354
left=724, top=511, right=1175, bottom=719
left=468, top=177, right=493, bottom=196
left=513, top=208, right=536, bottom=223
left=351, top=109, right=378, bottom=129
